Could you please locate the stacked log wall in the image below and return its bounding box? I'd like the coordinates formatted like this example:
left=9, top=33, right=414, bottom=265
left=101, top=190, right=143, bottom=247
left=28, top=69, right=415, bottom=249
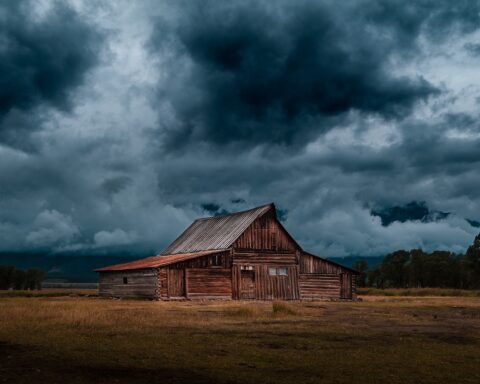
left=157, top=251, right=233, bottom=299
left=299, top=252, right=356, bottom=300
left=98, top=269, right=158, bottom=299
left=299, top=274, right=340, bottom=299
left=186, top=268, right=232, bottom=299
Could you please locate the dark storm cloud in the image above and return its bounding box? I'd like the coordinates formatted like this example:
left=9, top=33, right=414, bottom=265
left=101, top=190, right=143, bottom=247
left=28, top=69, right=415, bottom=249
left=0, top=1, right=102, bottom=146
left=467, top=219, right=480, bottom=228
left=364, top=1, right=480, bottom=45
left=465, top=43, right=480, bottom=56
left=1, top=1, right=480, bottom=258
left=147, top=0, right=480, bottom=147
left=372, top=201, right=449, bottom=226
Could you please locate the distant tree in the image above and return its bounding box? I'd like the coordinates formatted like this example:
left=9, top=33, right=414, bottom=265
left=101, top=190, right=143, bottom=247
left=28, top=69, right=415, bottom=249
left=381, top=250, right=409, bottom=288
left=0, top=265, right=16, bottom=290
left=423, top=251, right=459, bottom=288
left=26, top=268, right=45, bottom=290
left=0, top=266, right=45, bottom=290
left=464, top=233, right=480, bottom=289
left=367, top=265, right=385, bottom=289
left=408, top=249, right=426, bottom=288
left=12, top=268, right=27, bottom=290
left=353, top=260, right=368, bottom=287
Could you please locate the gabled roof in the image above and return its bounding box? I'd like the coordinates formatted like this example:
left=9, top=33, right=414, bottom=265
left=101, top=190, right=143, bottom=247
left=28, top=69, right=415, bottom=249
left=94, top=250, right=225, bottom=272
left=161, top=203, right=274, bottom=255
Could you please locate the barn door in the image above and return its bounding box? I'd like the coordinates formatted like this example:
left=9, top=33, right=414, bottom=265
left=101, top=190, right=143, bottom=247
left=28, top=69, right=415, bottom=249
left=168, top=268, right=185, bottom=298
left=340, top=273, right=352, bottom=299
left=240, top=270, right=255, bottom=299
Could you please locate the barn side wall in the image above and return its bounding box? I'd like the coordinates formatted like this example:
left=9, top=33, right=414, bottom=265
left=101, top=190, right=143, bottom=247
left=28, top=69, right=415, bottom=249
left=299, top=253, right=356, bottom=300
left=299, top=274, right=340, bottom=299
left=98, top=269, right=158, bottom=299
left=158, top=251, right=233, bottom=300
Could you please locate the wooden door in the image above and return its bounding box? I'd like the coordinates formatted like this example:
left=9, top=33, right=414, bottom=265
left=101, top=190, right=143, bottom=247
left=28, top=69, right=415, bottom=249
left=340, top=273, right=352, bottom=299
left=168, top=268, right=185, bottom=298
left=240, top=270, right=255, bottom=299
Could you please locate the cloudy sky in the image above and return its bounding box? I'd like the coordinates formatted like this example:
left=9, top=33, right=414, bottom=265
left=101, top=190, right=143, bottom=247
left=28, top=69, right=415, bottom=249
left=1, top=0, right=480, bottom=258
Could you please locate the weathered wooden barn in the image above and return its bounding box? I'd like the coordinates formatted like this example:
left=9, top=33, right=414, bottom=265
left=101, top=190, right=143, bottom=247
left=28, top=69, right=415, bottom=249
left=96, top=203, right=358, bottom=300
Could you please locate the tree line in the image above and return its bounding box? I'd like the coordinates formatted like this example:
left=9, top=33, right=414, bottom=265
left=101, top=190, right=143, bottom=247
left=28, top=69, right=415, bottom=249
left=0, top=266, right=45, bottom=290
left=354, top=233, right=480, bottom=289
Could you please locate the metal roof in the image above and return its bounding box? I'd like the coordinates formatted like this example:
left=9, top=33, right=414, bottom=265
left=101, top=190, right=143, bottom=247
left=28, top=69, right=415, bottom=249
left=161, top=203, right=274, bottom=255
left=94, top=249, right=225, bottom=272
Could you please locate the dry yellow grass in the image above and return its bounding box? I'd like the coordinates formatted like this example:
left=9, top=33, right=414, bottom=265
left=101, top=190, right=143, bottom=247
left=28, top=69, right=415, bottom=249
left=0, top=294, right=479, bottom=384
left=358, top=287, right=480, bottom=297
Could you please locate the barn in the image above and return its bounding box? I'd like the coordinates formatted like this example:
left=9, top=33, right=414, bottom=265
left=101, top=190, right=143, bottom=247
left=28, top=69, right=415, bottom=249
left=95, top=203, right=358, bottom=300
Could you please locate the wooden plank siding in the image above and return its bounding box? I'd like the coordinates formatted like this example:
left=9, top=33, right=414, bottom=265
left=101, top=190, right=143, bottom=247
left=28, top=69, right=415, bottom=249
left=233, top=210, right=297, bottom=252
left=157, top=251, right=232, bottom=300
left=233, top=252, right=297, bottom=265
left=298, top=253, right=357, bottom=300
left=255, top=265, right=300, bottom=300
left=300, top=253, right=346, bottom=274
left=299, top=274, right=340, bottom=300
left=97, top=204, right=358, bottom=301
left=98, top=269, right=158, bottom=299
left=186, top=268, right=232, bottom=299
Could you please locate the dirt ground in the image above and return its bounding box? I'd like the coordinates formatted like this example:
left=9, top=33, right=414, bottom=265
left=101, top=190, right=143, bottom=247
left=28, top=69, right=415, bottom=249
left=0, top=295, right=479, bottom=384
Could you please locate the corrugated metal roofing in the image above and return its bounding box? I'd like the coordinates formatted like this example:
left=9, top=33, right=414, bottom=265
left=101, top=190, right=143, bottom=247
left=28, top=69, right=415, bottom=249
left=94, top=249, right=225, bottom=272
left=161, top=203, right=274, bottom=255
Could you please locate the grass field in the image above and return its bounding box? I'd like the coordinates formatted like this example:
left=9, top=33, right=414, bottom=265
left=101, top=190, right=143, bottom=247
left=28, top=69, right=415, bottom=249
left=1, top=293, right=479, bottom=384
left=357, top=287, right=480, bottom=297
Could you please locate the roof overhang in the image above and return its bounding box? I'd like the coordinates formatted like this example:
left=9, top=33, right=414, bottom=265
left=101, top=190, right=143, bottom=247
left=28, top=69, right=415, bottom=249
left=95, top=249, right=227, bottom=272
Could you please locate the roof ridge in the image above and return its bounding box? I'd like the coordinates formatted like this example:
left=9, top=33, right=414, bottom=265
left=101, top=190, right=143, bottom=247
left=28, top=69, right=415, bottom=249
left=195, top=202, right=274, bottom=221
left=160, top=203, right=275, bottom=255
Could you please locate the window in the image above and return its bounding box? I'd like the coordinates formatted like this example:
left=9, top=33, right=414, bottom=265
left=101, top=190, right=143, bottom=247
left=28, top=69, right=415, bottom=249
left=123, top=277, right=128, bottom=284
left=212, top=254, right=222, bottom=266
left=269, top=267, right=288, bottom=276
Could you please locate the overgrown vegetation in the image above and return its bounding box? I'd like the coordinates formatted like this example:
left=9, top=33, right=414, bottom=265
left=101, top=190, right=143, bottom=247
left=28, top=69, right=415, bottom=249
left=353, top=233, right=480, bottom=289
left=0, top=265, right=45, bottom=290
left=272, top=301, right=296, bottom=315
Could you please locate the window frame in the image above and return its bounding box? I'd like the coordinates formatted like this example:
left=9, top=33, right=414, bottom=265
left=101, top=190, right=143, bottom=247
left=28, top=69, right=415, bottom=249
left=212, top=254, right=222, bottom=267
left=268, top=267, right=288, bottom=276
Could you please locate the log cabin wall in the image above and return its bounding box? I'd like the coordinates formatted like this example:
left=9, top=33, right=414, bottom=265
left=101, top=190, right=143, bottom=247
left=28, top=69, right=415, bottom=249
left=299, top=274, right=340, bottom=299
left=158, top=251, right=233, bottom=300
left=299, top=252, right=356, bottom=299
left=99, top=269, right=158, bottom=299
left=186, top=268, right=232, bottom=299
